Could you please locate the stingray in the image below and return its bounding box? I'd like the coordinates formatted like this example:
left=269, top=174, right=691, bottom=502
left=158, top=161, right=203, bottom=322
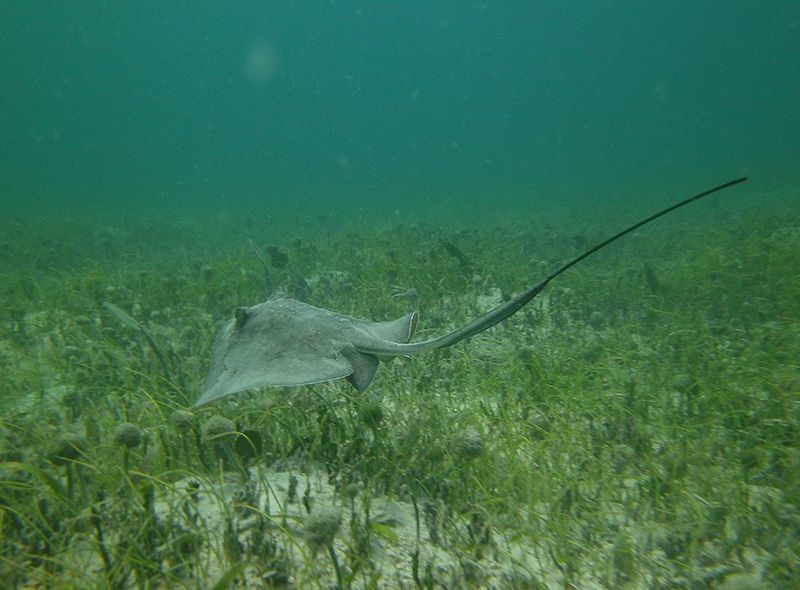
left=196, top=177, right=746, bottom=407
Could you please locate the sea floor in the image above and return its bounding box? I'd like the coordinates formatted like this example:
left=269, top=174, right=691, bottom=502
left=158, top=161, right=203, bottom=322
left=1, top=196, right=798, bottom=588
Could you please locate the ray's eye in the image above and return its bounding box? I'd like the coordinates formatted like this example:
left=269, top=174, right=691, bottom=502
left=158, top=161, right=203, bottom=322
left=234, top=307, right=249, bottom=329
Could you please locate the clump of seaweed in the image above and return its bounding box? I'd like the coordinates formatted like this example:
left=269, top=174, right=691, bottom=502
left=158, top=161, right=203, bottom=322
left=451, top=427, right=484, bottom=461
left=304, top=506, right=343, bottom=586
left=112, top=421, right=143, bottom=474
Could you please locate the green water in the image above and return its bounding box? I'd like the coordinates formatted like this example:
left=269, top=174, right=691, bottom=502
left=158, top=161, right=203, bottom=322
left=2, top=2, right=799, bottom=221
left=1, top=3, right=799, bottom=588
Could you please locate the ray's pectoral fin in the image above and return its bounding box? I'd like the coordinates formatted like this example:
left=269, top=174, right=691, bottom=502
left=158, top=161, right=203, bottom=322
left=342, top=347, right=380, bottom=392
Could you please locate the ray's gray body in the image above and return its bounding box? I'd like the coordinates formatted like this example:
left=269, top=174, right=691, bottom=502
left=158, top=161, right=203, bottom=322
left=198, top=299, right=420, bottom=405
left=196, top=178, right=747, bottom=407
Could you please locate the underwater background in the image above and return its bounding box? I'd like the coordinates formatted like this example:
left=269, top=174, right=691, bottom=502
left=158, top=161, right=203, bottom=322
left=1, top=2, right=799, bottom=589
left=2, top=2, right=799, bottom=225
